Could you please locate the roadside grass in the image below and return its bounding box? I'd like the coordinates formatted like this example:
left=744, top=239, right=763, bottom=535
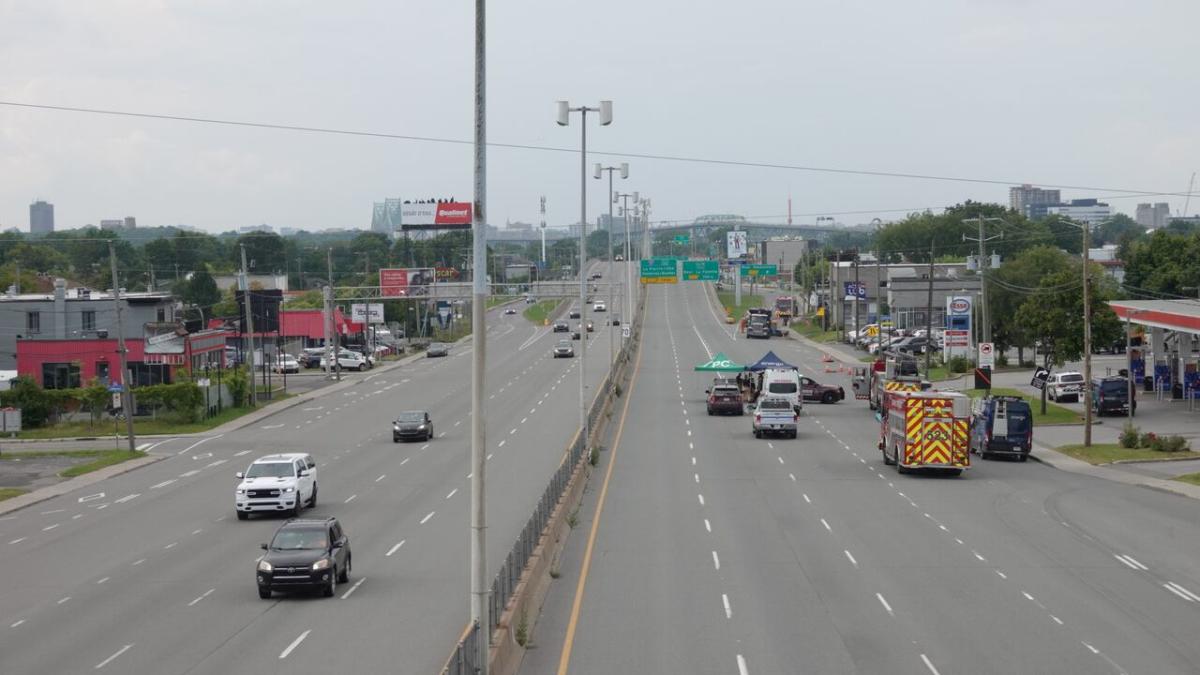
left=716, top=291, right=763, bottom=323
left=0, top=487, right=28, bottom=502
left=1056, top=443, right=1199, bottom=465
left=0, top=449, right=147, bottom=478
left=523, top=299, right=561, bottom=325
left=963, top=387, right=1083, bottom=425
left=15, top=395, right=293, bottom=440
left=1174, top=473, right=1200, bottom=487
left=791, top=320, right=840, bottom=343
left=487, top=295, right=520, bottom=308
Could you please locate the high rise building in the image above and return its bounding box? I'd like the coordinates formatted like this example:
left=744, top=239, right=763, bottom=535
left=1135, top=202, right=1170, bottom=229
left=1046, top=198, right=1112, bottom=225
left=29, top=200, right=54, bottom=234
left=1009, top=184, right=1061, bottom=220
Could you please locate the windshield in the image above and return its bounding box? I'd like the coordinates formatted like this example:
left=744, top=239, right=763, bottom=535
left=1061, top=374, right=1085, bottom=383
left=1100, top=380, right=1128, bottom=395
left=713, top=387, right=739, bottom=397
left=768, top=382, right=798, bottom=394
left=760, top=399, right=791, bottom=410
left=270, top=528, right=327, bottom=551
left=245, top=462, right=294, bottom=479
left=396, top=412, right=425, bottom=423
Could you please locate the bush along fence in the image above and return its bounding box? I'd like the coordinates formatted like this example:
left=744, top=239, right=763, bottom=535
left=440, top=292, right=646, bottom=675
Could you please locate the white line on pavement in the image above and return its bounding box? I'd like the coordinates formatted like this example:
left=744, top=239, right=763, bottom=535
left=736, top=654, right=749, bottom=675
left=1165, top=582, right=1200, bottom=602
left=57, top=596, right=71, bottom=604
left=995, top=570, right=1007, bottom=579
left=498, top=440, right=506, bottom=448
left=375, top=474, right=386, bottom=482
left=164, top=542, right=177, bottom=550
left=8, top=537, right=25, bottom=544
left=920, top=654, right=942, bottom=675
left=877, top=593, right=894, bottom=616
left=187, top=588, right=215, bottom=607
left=179, top=470, right=200, bottom=478
left=178, top=435, right=223, bottom=456
left=150, top=479, right=176, bottom=489
left=386, top=541, right=406, bottom=557
left=96, top=577, right=110, bottom=584
left=844, top=550, right=858, bottom=567
left=10, top=619, right=25, bottom=627
left=341, top=577, right=366, bottom=599
left=789, top=473, right=796, bottom=482
left=132, top=558, right=145, bottom=566
left=1114, top=554, right=1148, bottom=571
left=42, top=524, right=59, bottom=531
left=41, top=508, right=65, bottom=514
left=698, top=494, right=705, bottom=506
left=95, top=644, right=134, bottom=669
left=400, top=457, right=410, bottom=466
left=420, top=512, right=435, bottom=525
left=114, top=494, right=140, bottom=504
left=279, top=630, right=311, bottom=659
left=802, top=494, right=811, bottom=503
left=722, top=593, right=732, bottom=618
left=344, top=495, right=357, bottom=504
left=821, top=518, right=831, bottom=532
left=704, top=519, right=712, bottom=533
left=446, top=489, right=458, bottom=499
left=712, top=551, right=721, bottom=570
left=1051, top=615, right=1064, bottom=625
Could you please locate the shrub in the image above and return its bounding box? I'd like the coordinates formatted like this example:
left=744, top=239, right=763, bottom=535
left=0, top=376, right=51, bottom=428
left=1119, top=424, right=1140, bottom=449
left=225, top=367, right=249, bottom=408
left=947, top=356, right=973, bottom=374
left=1148, top=435, right=1167, bottom=452
left=1162, top=435, right=1190, bottom=453
left=1139, top=432, right=1156, bottom=448
left=996, top=353, right=1010, bottom=368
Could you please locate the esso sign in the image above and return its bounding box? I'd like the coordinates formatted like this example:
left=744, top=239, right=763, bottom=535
left=949, top=298, right=971, bottom=314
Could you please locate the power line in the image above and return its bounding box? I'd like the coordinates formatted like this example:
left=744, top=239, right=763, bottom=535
left=3, top=99, right=1199, bottom=200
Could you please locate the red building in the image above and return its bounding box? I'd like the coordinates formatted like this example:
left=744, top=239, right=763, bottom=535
left=17, top=329, right=230, bottom=388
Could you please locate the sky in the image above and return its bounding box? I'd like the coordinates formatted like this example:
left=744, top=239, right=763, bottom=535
left=1, top=0, right=1198, bottom=234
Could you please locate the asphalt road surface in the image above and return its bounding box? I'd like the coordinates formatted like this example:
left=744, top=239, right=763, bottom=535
left=0, top=280, right=620, bottom=675
left=524, top=281, right=1200, bottom=675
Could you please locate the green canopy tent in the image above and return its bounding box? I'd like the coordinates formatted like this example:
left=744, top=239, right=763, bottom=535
left=694, top=352, right=746, bottom=372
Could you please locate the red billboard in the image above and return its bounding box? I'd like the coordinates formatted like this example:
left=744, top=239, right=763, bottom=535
left=399, top=201, right=473, bottom=231
left=380, top=268, right=435, bottom=297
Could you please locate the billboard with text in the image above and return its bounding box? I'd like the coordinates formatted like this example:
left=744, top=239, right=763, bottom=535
left=380, top=268, right=435, bottom=297
left=399, top=201, right=473, bottom=231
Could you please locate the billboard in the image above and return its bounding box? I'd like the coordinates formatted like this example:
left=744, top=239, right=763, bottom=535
left=234, top=289, right=283, bottom=333
left=399, top=201, right=473, bottom=231
left=351, top=303, right=385, bottom=324
left=380, top=268, right=435, bottom=297
left=726, top=230, right=747, bottom=259
left=504, top=265, right=532, bottom=283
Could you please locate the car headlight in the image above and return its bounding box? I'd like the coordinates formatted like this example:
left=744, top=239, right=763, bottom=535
left=417, top=424, right=427, bottom=430
left=393, top=424, right=401, bottom=429
left=312, top=558, right=330, bottom=571
left=258, top=559, right=273, bottom=572
left=236, top=489, right=246, bottom=495
left=283, top=487, right=295, bottom=493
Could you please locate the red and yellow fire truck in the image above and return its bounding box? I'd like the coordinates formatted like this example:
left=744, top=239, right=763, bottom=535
left=879, top=389, right=971, bottom=476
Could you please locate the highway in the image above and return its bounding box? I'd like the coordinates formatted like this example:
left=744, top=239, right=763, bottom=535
left=524, top=280, right=1200, bottom=675
left=0, top=277, right=624, bottom=675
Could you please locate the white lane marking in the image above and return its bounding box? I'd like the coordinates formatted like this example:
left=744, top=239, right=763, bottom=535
left=375, top=474, right=386, bottom=482
left=73, top=514, right=84, bottom=520
left=344, top=495, right=357, bottom=504
left=164, top=542, right=177, bottom=550
left=420, top=511, right=435, bottom=525
left=9, top=537, right=26, bottom=545
left=777, top=456, right=785, bottom=465
left=234, top=450, right=251, bottom=457
left=820, top=518, right=831, bottom=532
left=132, top=558, right=145, bottom=566
left=521, top=417, right=527, bottom=424
left=114, top=494, right=140, bottom=504
left=11, top=619, right=25, bottom=627
left=96, top=577, right=110, bottom=584
left=341, top=577, right=366, bottom=599
left=187, top=588, right=215, bottom=606
left=687, top=430, right=692, bottom=437
left=955, top=538, right=964, bottom=545
left=95, top=644, right=134, bottom=669
left=57, top=596, right=71, bottom=604
left=877, top=592, right=894, bottom=616
left=1165, top=582, right=1200, bottom=602
left=386, top=540, right=406, bottom=557
left=712, top=551, right=721, bottom=570
left=973, top=551, right=986, bottom=562
left=179, top=435, right=223, bottom=456
left=41, top=508, right=66, bottom=514
left=694, top=473, right=700, bottom=484
left=446, top=489, right=458, bottom=499
left=204, top=459, right=227, bottom=468
left=78, top=493, right=106, bottom=503
left=179, top=470, right=201, bottom=478
left=1114, top=554, right=1148, bottom=571
left=722, top=593, right=733, bottom=618
left=455, top=420, right=462, bottom=427
left=938, top=525, right=948, bottom=532
left=802, top=493, right=811, bottom=503
left=736, top=654, right=749, bottom=675
left=844, top=550, right=858, bottom=567
left=510, top=428, right=517, bottom=435
left=279, top=630, right=311, bottom=659
left=767, top=442, right=774, bottom=449
left=42, top=524, right=59, bottom=531
left=421, top=443, right=431, bottom=450
left=150, top=479, right=176, bottom=489
left=995, top=570, right=1007, bottom=579
left=261, top=424, right=285, bottom=430
left=136, top=442, right=151, bottom=450
left=1051, top=615, right=1064, bottom=625
left=698, top=494, right=705, bottom=506
left=1083, top=642, right=1100, bottom=654
left=704, top=519, right=712, bottom=533
left=498, top=440, right=506, bottom=448
left=401, top=457, right=411, bottom=465
left=691, top=457, right=696, bottom=466
left=920, top=654, right=942, bottom=675
left=487, top=453, right=494, bottom=461
left=192, top=529, right=202, bottom=535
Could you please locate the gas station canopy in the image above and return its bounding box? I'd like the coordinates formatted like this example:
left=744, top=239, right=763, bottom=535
left=1109, top=300, right=1200, bottom=334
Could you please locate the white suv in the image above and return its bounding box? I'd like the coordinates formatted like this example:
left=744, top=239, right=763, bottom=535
left=1047, top=371, right=1085, bottom=403
left=235, top=453, right=317, bottom=520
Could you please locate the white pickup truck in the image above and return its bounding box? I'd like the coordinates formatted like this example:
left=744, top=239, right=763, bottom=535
left=752, top=396, right=798, bottom=439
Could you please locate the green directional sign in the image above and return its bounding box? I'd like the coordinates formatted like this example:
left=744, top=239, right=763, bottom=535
left=674, top=234, right=690, bottom=244
left=640, top=257, right=678, bottom=284
left=682, top=259, right=719, bottom=281
left=744, top=264, right=778, bottom=278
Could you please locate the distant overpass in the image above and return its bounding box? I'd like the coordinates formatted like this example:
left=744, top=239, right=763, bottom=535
left=480, top=214, right=871, bottom=246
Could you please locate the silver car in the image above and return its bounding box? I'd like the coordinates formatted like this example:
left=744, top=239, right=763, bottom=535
left=426, top=343, right=449, bottom=358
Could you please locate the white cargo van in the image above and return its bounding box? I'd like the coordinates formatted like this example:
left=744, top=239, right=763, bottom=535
left=762, top=368, right=803, bottom=412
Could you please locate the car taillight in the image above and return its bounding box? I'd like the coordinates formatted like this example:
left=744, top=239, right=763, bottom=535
left=985, top=428, right=992, bottom=444
left=755, top=414, right=761, bottom=423
left=1026, top=429, right=1033, bottom=449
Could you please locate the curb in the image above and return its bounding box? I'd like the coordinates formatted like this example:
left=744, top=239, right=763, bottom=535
left=0, top=453, right=166, bottom=516
left=1028, top=441, right=1200, bottom=502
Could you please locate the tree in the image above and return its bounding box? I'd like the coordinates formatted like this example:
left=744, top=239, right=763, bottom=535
left=1018, top=262, right=1122, bottom=368
left=179, top=269, right=222, bottom=310
left=235, top=232, right=286, bottom=274
left=1094, top=213, right=1143, bottom=247
left=1122, top=230, right=1200, bottom=296
left=988, top=245, right=1071, bottom=364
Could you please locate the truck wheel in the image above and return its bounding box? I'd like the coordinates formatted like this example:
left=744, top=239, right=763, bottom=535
left=236, top=511, right=249, bottom=521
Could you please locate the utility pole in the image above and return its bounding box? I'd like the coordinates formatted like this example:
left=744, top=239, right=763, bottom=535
left=962, top=215, right=1003, bottom=344
left=1082, top=221, right=1093, bottom=447
left=539, top=196, right=547, bottom=265
left=239, top=244, right=257, bottom=407
left=925, top=242, right=935, bottom=377
left=471, top=1, right=490, bottom=668
left=108, top=242, right=136, bottom=453
left=327, top=249, right=340, bottom=382
left=853, top=248, right=861, bottom=340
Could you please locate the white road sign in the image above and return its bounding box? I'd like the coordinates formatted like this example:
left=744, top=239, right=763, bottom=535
left=978, top=342, right=995, bottom=368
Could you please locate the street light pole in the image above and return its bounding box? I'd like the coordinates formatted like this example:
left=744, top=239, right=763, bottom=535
left=471, top=1, right=489, bottom=669
left=616, top=191, right=638, bottom=327
left=108, top=242, right=136, bottom=453
left=559, top=99, right=612, bottom=446
left=595, top=163, right=628, bottom=365
left=1082, top=220, right=1093, bottom=447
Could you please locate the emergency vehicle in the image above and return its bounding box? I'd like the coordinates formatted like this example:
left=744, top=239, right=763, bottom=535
left=879, top=389, right=971, bottom=476
left=867, top=357, right=927, bottom=411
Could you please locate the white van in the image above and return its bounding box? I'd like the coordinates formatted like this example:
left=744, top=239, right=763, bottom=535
left=762, top=368, right=803, bottom=412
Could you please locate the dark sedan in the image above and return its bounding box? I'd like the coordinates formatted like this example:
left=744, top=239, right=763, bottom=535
left=553, top=321, right=570, bottom=333
left=257, top=517, right=351, bottom=598
left=801, top=376, right=845, bottom=404
left=393, top=410, right=433, bottom=442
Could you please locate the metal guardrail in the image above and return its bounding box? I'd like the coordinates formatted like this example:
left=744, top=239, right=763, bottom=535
left=440, top=290, right=645, bottom=675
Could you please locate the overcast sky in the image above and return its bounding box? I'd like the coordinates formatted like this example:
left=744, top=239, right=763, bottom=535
left=1, top=0, right=1197, bottom=234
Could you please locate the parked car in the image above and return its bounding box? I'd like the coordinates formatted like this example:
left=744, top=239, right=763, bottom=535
left=892, top=336, right=932, bottom=355
left=553, top=339, right=575, bottom=358
left=762, top=368, right=803, bottom=412
left=235, top=453, right=318, bottom=520
left=706, top=383, right=744, bottom=415
left=393, top=410, right=433, bottom=442
left=256, top=517, right=351, bottom=599
left=272, top=354, right=301, bottom=374
left=300, top=347, right=326, bottom=368
left=426, top=343, right=449, bottom=358
left=800, top=376, right=844, bottom=404
left=970, top=395, right=1033, bottom=461
left=320, top=351, right=368, bottom=371
left=752, top=397, right=798, bottom=439
left=1047, top=371, right=1085, bottom=402
left=1092, top=376, right=1136, bottom=416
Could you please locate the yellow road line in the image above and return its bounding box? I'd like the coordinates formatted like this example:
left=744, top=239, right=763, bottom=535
left=555, top=290, right=649, bottom=675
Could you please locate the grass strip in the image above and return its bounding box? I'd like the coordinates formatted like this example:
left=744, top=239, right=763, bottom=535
left=0, top=487, right=28, bottom=502
left=963, top=387, right=1082, bottom=425
left=1056, top=443, right=1199, bottom=465
left=523, top=299, right=561, bottom=325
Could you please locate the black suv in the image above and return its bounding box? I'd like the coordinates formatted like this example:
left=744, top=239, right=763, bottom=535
left=1092, top=376, right=1136, bottom=416
left=257, top=517, right=351, bottom=598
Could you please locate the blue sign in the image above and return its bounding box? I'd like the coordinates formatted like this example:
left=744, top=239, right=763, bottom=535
left=107, top=383, right=124, bottom=393
left=843, top=282, right=867, bottom=300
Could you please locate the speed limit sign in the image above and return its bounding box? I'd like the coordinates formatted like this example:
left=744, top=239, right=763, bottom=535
left=978, top=342, right=995, bottom=368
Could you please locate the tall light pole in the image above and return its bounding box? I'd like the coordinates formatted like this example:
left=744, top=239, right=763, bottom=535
left=595, top=162, right=628, bottom=365
left=471, top=1, right=489, bottom=669
left=107, top=242, right=136, bottom=452
left=616, top=190, right=639, bottom=329
left=558, top=99, right=612, bottom=445
left=962, top=216, right=1004, bottom=344
left=1082, top=219, right=1093, bottom=447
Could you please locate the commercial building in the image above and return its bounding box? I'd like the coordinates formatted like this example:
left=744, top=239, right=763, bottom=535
left=827, top=260, right=980, bottom=331
left=29, top=200, right=54, bottom=234
left=1136, top=203, right=1171, bottom=229
left=1046, top=198, right=1112, bottom=225
left=759, top=238, right=811, bottom=286
left=212, top=274, right=289, bottom=292
left=99, top=219, right=124, bottom=230
left=1009, top=184, right=1061, bottom=220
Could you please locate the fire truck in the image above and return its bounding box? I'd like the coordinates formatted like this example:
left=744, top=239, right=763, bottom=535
left=879, top=389, right=971, bottom=475
left=867, top=356, right=927, bottom=411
